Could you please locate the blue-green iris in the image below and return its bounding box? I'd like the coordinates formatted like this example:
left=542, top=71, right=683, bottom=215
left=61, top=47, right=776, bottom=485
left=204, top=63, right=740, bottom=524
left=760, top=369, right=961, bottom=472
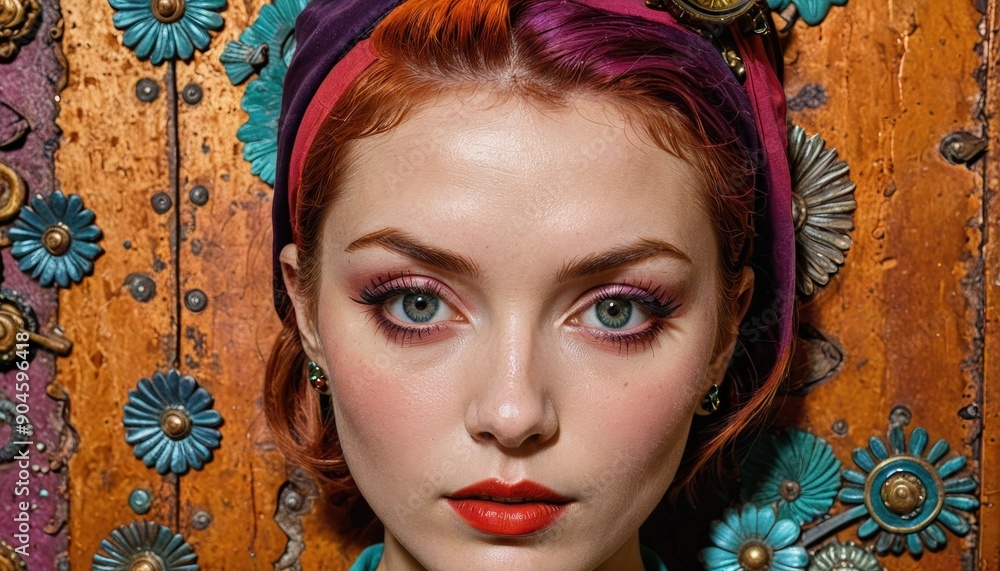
left=402, top=293, right=440, bottom=323
left=596, top=299, right=632, bottom=329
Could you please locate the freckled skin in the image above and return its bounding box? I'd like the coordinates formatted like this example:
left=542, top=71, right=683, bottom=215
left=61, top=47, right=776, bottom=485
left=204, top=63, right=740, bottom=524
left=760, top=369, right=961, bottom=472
left=282, top=92, right=750, bottom=571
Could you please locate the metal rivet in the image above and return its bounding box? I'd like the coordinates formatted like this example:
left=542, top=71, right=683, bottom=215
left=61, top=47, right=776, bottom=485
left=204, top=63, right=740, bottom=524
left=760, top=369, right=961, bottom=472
left=283, top=488, right=304, bottom=512
left=185, top=289, right=208, bottom=312
left=125, top=273, right=157, bottom=303
left=129, top=488, right=153, bottom=515
left=35, top=442, right=45, bottom=451
left=831, top=419, right=848, bottom=435
left=189, top=185, right=209, bottom=206
left=940, top=131, right=987, bottom=166
left=958, top=403, right=980, bottom=420
left=123, top=240, right=132, bottom=249
left=181, top=83, right=203, bottom=105
left=191, top=510, right=212, bottom=530
left=151, top=192, right=172, bottom=214
left=889, top=405, right=912, bottom=427
left=135, top=78, right=160, bottom=103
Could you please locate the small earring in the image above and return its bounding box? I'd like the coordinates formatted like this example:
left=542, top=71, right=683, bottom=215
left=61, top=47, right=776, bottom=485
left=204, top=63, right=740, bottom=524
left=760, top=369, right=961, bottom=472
left=694, top=384, right=721, bottom=416
left=307, top=361, right=328, bottom=393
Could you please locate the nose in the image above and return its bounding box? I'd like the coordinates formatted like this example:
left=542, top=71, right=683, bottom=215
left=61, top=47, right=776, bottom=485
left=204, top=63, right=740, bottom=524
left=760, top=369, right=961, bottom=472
left=464, top=330, right=559, bottom=450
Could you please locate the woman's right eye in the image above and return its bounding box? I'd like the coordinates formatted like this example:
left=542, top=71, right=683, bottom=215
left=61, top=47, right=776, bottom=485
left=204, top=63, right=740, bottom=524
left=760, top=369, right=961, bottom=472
left=384, top=291, right=457, bottom=324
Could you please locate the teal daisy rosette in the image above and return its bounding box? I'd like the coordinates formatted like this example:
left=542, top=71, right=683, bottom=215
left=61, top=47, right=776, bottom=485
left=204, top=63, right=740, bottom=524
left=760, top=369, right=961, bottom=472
left=741, top=428, right=842, bottom=525
left=92, top=520, right=199, bottom=570
left=766, top=0, right=847, bottom=26
left=9, top=190, right=103, bottom=287
left=221, top=0, right=308, bottom=185
left=838, top=424, right=979, bottom=556
left=700, top=503, right=810, bottom=571
left=123, top=370, right=223, bottom=475
left=109, top=0, right=226, bottom=65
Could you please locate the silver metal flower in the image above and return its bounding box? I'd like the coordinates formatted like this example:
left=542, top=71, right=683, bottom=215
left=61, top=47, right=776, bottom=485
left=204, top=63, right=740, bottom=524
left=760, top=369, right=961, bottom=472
left=808, top=541, right=883, bottom=571
left=787, top=124, right=857, bottom=297
left=92, top=520, right=198, bottom=570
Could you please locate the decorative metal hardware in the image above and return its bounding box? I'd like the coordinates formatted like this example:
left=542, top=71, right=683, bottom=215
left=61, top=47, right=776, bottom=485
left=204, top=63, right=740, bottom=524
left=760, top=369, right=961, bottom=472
left=831, top=418, right=848, bottom=436
left=128, top=488, right=153, bottom=515
left=0, top=537, right=27, bottom=571
left=190, top=510, right=211, bottom=530
left=0, top=0, right=40, bottom=60
left=808, top=541, right=883, bottom=571
left=222, top=0, right=307, bottom=185
left=789, top=323, right=845, bottom=395
left=645, top=0, right=760, bottom=25
left=939, top=130, right=987, bottom=166
left=839, top=425, right=979, bottom=556
left=9, top=190, right=104, bottom=288
left=0, top=160, right=27, bottom=225
left=124, top=273, right=157, bottom=303
left=123, top=370, right=222, bottom=475
left=151, top=192, right=172, bottom=214
left=0, top=395, right=32, bottom=462
left=0, top=288, right=73, bottom=360
left=181, top=83, right=202, bottom=105
left=135, top=78, right=161, bottom=102
left=768, top=0, right=847, bottom=30
left=0, top=101, right=30, bottom=147
left=741, top=428, right=842, bottom=525
left=787, top=124, right=857, bottom=297
left=92, top=520, right=199, bottom=570
left=108, top=0, right=225, bottom=65
left=188, top=185, right=208, bottom=206
left=184, top=289, right=207, bottom=312
left=700, top=503, right=810, bottom=571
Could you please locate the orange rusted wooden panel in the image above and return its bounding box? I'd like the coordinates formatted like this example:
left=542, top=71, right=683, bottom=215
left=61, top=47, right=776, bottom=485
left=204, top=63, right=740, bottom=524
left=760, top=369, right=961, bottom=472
left=171, top=11, right=290, bottom=565
left=55, top=1, right=181, bottom=567
left=979, top=0, right=1000, bottom=567
left=775, top=0, right=985, bottom=569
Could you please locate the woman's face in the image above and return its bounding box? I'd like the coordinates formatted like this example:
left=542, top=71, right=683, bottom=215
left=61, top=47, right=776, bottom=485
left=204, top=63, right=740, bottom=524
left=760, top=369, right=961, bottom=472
left=283, top=92, right=744, bottom=570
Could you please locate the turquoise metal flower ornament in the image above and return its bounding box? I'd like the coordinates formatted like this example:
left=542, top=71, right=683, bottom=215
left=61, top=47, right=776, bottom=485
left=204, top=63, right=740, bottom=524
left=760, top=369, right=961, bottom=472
left=109, top=0, right=226, bottom=65
left=223, top=0, right=308, bottom=185
left=123, top=370, right=222, bottom=475
left=741, top=428, right=842, bottom=525
left=839, top=424, right=979, bottom=556
left=220, top=0, right=307, bottom=84
left=9, top=190, right=103, bottom=287
left=767, top=0, right=847, bottom=26
left=92, top=520, right=199, bottom=570
left=700, top=503, right=810, bottom=571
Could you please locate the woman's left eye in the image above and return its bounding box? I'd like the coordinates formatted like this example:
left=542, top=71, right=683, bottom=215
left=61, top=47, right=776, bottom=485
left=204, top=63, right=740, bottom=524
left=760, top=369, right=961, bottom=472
left=386, top=291, right=457, bottom=324
left=580, top=297, right=650, bottom=330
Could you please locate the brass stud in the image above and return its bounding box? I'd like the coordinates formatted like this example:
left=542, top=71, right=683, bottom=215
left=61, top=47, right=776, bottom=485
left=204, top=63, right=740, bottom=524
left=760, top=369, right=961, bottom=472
left=779, top=479, right=802, bottom=502
left=150, top=0, right=184, bottom=24
left=128, top=554, right=163, bottom=571
left=160, top=409, right=192, bottom=440
left=737, top=541, right=772, bottom=571
left=881, top=472, right=926, bottom=516
left=41, top=224, right=72, bottom=256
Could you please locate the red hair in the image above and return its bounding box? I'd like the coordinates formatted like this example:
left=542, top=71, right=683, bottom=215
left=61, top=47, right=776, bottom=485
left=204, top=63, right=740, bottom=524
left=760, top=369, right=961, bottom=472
left=265, top=0, right=789, bottom=512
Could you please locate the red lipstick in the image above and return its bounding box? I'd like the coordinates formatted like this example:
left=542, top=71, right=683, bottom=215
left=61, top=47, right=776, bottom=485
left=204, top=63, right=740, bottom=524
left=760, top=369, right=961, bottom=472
left=445, top=479, right=571, bottom=536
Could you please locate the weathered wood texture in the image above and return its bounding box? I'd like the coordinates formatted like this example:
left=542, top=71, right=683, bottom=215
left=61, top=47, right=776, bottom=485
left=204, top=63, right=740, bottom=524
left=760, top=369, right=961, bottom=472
left=775, top=0, right=986, bottom=569
left=980, top=0, right=1000, bottom=567
left=55, top=1, right=181, bottom=564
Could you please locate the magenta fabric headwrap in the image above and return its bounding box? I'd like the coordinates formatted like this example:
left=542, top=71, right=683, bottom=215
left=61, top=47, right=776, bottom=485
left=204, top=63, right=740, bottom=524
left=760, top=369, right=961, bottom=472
left=273, top=0, right=795, bottom=381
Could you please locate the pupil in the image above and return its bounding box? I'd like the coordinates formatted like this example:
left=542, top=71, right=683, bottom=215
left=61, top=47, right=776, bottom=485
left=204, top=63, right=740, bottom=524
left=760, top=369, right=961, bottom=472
left=402, top=293, right=439, bottom=323
left=596, top=298, right=632, bottom=329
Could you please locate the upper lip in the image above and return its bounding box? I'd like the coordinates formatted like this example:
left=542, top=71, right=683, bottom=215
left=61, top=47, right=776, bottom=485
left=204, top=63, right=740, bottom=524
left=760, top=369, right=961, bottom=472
left=446, top=478, right=571, bottom=503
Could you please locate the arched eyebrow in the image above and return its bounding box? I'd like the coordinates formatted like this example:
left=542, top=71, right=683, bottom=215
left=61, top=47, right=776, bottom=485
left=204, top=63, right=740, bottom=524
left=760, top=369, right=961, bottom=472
left=346, top=228, right=484, bottom=280
left=555, top=238, right=692, bottom=283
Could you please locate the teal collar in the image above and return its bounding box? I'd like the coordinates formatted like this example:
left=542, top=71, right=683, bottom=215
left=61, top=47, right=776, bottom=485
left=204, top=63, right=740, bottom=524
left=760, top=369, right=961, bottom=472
left=349, top=542, right=668, bottom=570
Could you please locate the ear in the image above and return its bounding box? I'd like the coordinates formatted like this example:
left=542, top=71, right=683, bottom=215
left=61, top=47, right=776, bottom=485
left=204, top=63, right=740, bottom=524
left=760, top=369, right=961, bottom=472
left=704, top=266, right=755, bottom=388
left=279, top=243, right=326, bottom=368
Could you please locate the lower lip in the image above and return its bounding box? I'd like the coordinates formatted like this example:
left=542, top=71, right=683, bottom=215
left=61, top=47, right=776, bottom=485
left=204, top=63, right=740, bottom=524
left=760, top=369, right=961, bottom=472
left=445, top=498, right=568, bottom=535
